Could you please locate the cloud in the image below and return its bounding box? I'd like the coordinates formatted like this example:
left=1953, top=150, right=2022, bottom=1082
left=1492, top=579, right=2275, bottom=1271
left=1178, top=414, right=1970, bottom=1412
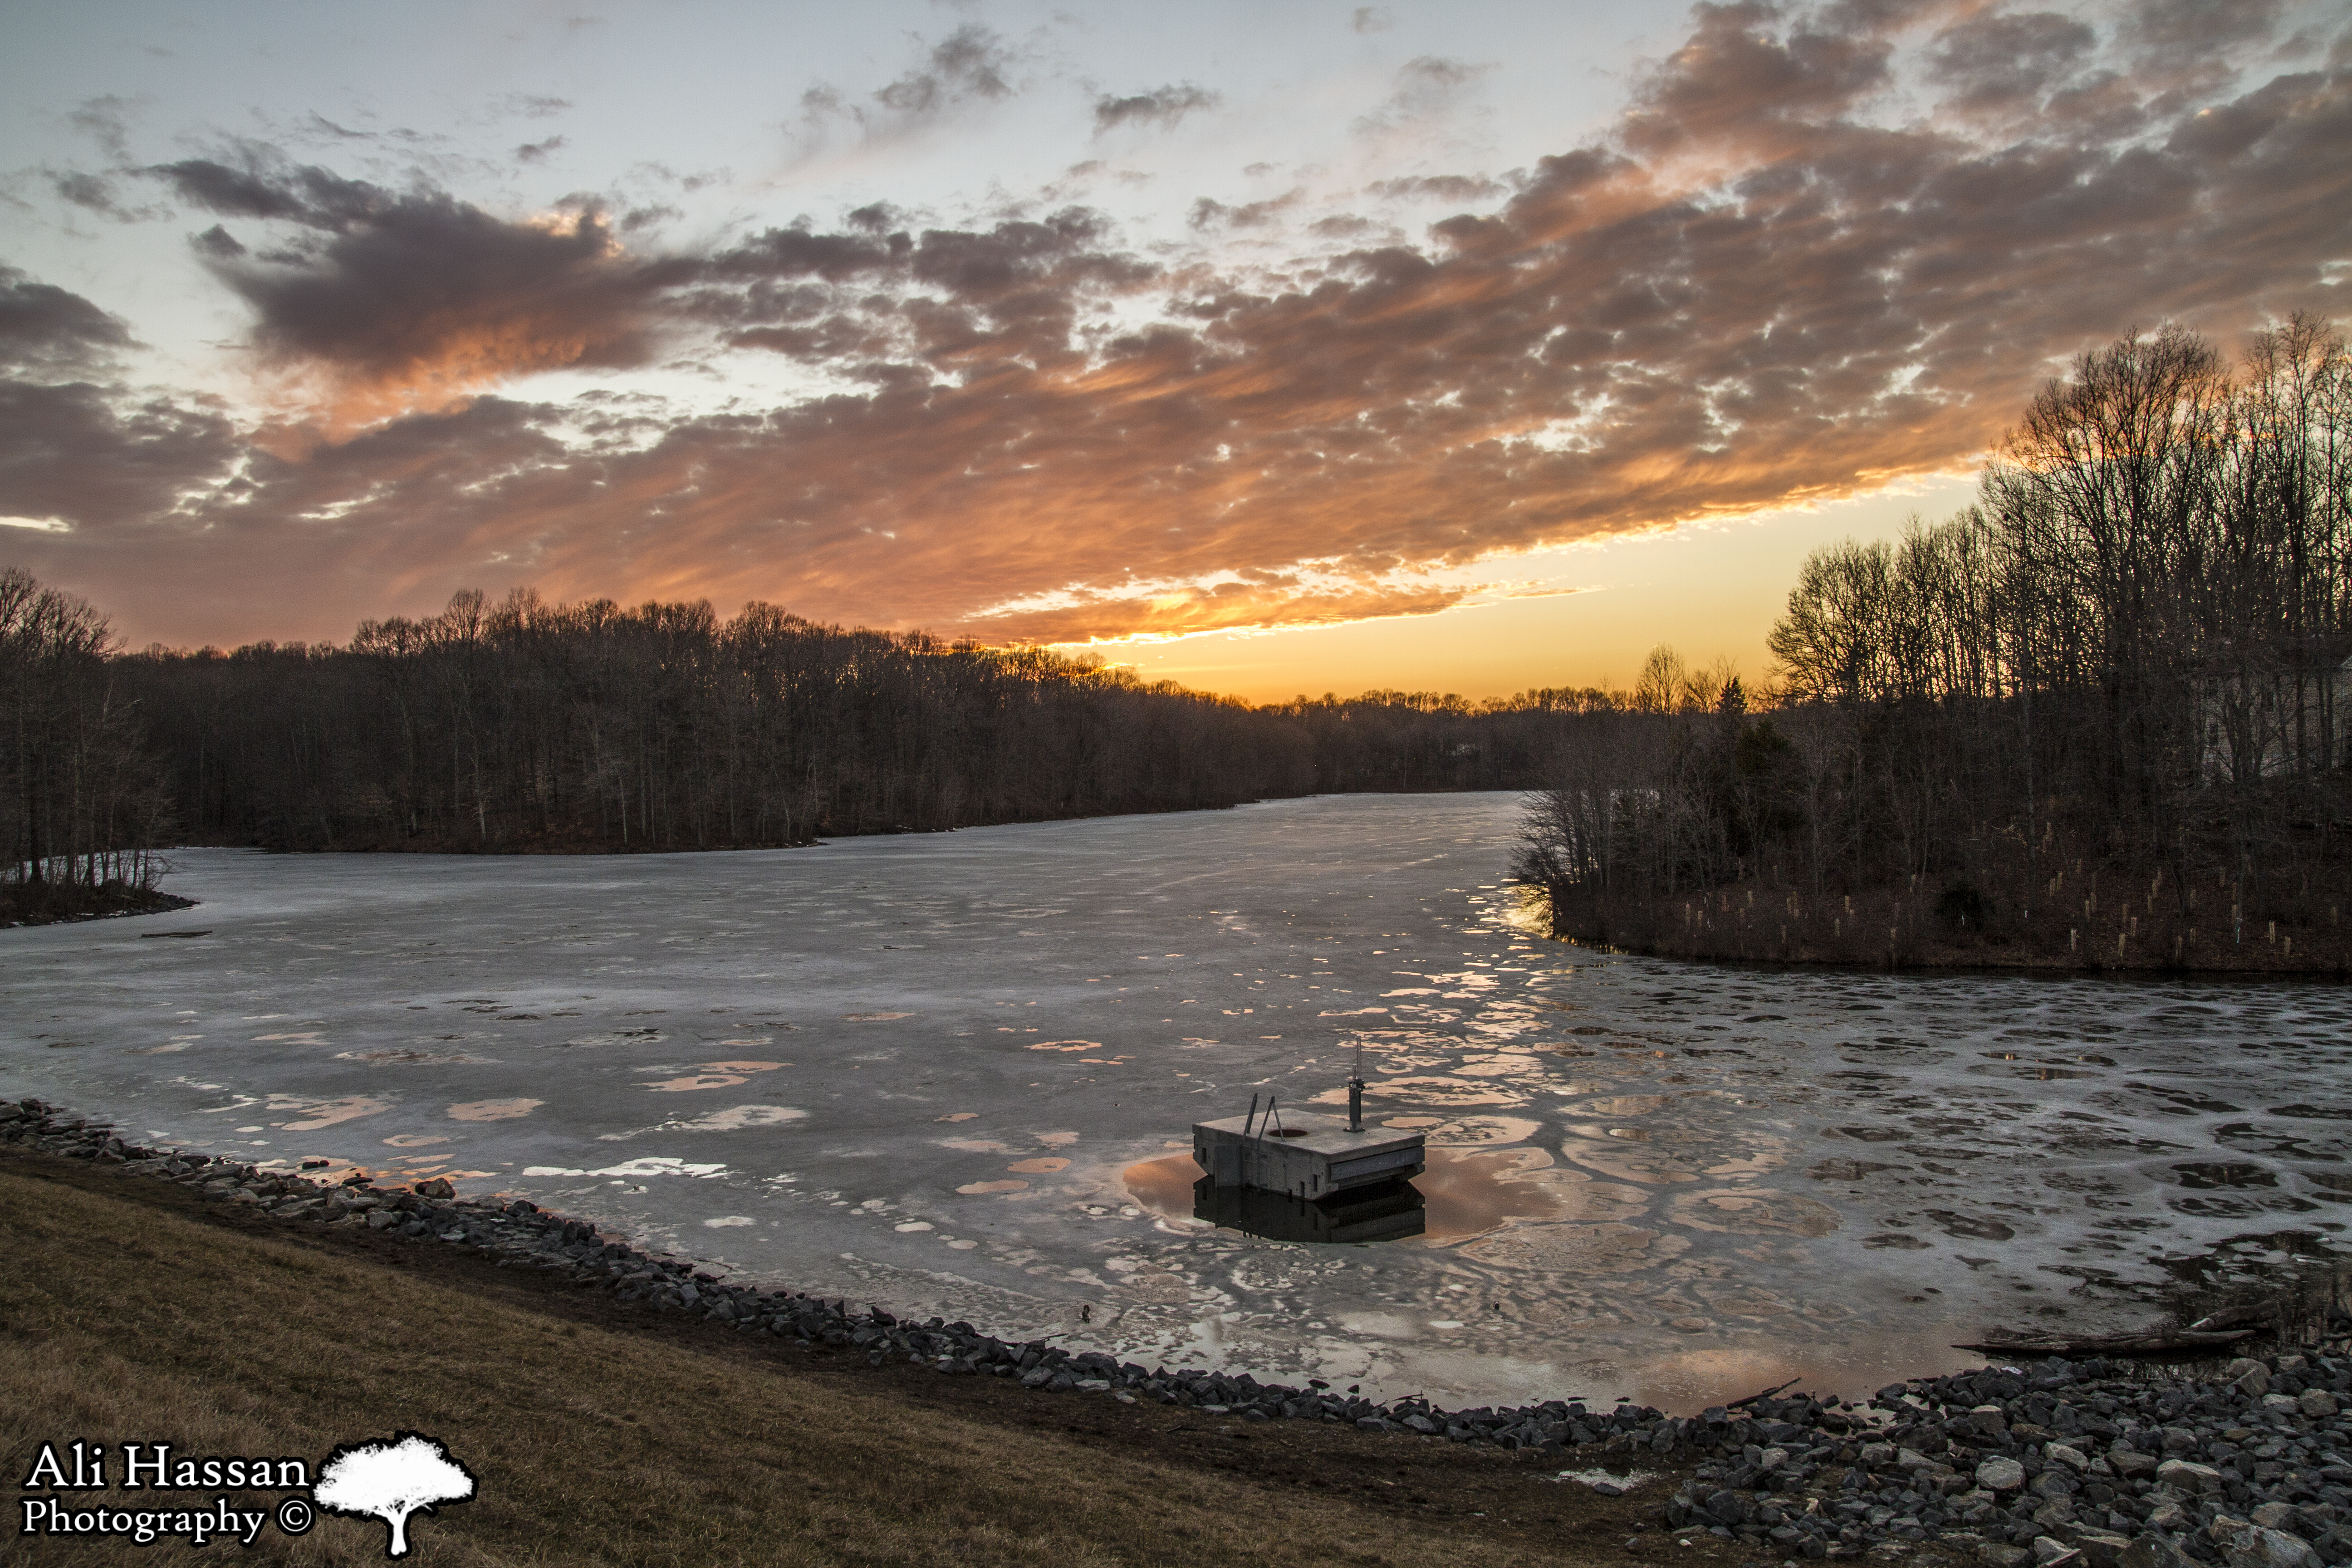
left=1927, top=11, right=2100, bottom=119
left=1093, top=84, right=1221, bottom=134
left=797, top=24, right=1021, bottom=150
left=15, top=0, right=2352, bottom=654
left=299, top=111, right=373, bottom=142
left=1353, top=56, right=1495, bottom=138
left=66, top=94, right=140, bottom=162
left=148, top=151, right=386, bottom=228
left=150, top=154, right=691, bottom=430
left=51, top=170, right=141, bottom=220
left=0, top=375, right=238, bottom=544
left=1188, top=191, right=1302, bottom=230
left=877, top=25, right=1013, bottom=115
left=0, top=267, right=136, bottom=372
left=500, top=93, right=573, bottom=119
left=1366, top=174, right=1507, bottom=204
left=515, top=135, right=567, bottom=163
left=1618, top=4, right=1893, bottom=157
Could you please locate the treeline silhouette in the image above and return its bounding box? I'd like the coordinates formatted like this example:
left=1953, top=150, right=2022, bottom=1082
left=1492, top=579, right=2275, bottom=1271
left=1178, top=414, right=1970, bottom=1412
left=0, top=568, right=183, bottom=922
left=3, top=574, right=1612, bottom=893
left=1516, top=316, right=2352, bottom=972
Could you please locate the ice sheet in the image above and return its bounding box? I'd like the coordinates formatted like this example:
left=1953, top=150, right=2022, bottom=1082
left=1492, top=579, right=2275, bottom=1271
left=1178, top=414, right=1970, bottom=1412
left=7, top=793, right=2350, bottom=1412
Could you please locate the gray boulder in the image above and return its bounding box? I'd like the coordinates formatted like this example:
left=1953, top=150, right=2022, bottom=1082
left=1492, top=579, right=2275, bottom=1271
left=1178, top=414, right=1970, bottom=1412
left=1980, top=1459, right=2029, bottom=1493
left=2074, top=1532, right=2135, bottom=1567
left=2117, top=1536, right=2192, bottom=1568
left=2220, top=1527, right=2319, bottom=1568
left=2158, top=1461, right=2226, bottom=1497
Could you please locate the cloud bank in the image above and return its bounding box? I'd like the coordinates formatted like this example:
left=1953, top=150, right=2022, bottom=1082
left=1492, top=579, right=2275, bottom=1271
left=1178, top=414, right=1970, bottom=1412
left=4, top=0, right=2348, bottom=648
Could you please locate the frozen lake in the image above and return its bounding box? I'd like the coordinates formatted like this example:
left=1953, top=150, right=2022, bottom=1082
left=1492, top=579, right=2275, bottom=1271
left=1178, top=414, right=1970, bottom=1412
left=7, top=793, right=2351, bottom=1413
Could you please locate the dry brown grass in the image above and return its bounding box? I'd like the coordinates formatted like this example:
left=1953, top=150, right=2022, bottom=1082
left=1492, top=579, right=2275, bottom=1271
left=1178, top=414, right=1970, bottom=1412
left=0, top=1152, right=1669, bottom=1567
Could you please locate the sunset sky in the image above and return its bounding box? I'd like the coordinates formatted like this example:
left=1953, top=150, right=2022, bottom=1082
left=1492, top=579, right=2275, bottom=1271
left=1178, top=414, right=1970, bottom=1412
left=2, top=0, right=2346, bottom=701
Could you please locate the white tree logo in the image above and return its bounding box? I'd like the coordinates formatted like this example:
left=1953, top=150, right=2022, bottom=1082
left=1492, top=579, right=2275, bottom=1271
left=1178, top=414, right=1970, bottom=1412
left=313, top=1432, right=477, bottom=1558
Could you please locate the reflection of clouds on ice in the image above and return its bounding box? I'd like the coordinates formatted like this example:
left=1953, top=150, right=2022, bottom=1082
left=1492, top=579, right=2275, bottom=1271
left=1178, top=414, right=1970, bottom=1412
left=446, top=1098, right=541, bottom=1122
left=1664, top=1187, right=1839, bottom=1238
left=641, top=1060, right=784, bottom=1091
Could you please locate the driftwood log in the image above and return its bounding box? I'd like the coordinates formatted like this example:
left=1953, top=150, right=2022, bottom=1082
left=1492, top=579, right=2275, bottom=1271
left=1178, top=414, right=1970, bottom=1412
left=1725, top=1377, right=1803, bottom=1409
left=1950, top=1329, right=2255, bottom=1357
left=2185, top=1304, right=2281, bottom=1333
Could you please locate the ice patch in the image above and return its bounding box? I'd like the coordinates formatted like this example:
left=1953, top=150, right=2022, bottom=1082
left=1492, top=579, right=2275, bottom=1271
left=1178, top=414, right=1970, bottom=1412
left=561, top=1029, right=662, bottom=1047
left=671, top=1104, right=806, bottom=1132
left=521, top=1157, right=727, bottom=1178
left=338, top=1049, right=493, bottom=1065
left=956, top=1180, right=1028, bottom=1195
left=597, top=1104, right=808, bottom=1140
left=1008, top=1157, right=1069, bottom=1173
left=1558, top=1468, right=1657, bottom=1493
left=703, top=1216, right=755, bottom=1227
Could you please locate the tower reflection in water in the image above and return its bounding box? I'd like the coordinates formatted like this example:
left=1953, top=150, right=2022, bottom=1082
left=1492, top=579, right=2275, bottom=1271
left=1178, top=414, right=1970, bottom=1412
left=1191, top=1176, right=1427, bottom=1244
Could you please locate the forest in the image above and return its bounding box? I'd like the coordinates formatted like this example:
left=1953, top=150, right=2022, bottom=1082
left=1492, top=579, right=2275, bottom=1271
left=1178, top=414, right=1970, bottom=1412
left=0, top=565, right=1602, bottom=921
left=1514, top=316, right=2352, bottom=972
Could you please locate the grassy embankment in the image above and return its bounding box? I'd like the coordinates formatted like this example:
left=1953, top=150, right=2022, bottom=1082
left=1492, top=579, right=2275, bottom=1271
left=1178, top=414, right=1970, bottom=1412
left=0, top=1146, right=1696, bottom=1568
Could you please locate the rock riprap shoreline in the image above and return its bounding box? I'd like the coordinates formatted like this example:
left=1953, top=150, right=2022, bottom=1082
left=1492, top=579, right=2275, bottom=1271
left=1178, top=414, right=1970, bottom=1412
left=1660, top=1357, right=2352, bottom=1568
left=12, top=1093, right=2352, bottom=1567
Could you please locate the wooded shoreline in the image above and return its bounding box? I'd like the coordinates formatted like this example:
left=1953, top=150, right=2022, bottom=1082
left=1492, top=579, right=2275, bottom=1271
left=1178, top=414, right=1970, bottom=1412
left=1517, top=322, right=2352, bottom=976
left=1545, top=871, right=2352, bottom=977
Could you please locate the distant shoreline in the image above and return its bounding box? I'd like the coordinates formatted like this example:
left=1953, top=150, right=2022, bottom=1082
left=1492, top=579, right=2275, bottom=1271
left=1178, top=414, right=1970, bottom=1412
left=0, top=884, right=196, bottom=931
left=1539, top=879, right=2351, bottom=979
